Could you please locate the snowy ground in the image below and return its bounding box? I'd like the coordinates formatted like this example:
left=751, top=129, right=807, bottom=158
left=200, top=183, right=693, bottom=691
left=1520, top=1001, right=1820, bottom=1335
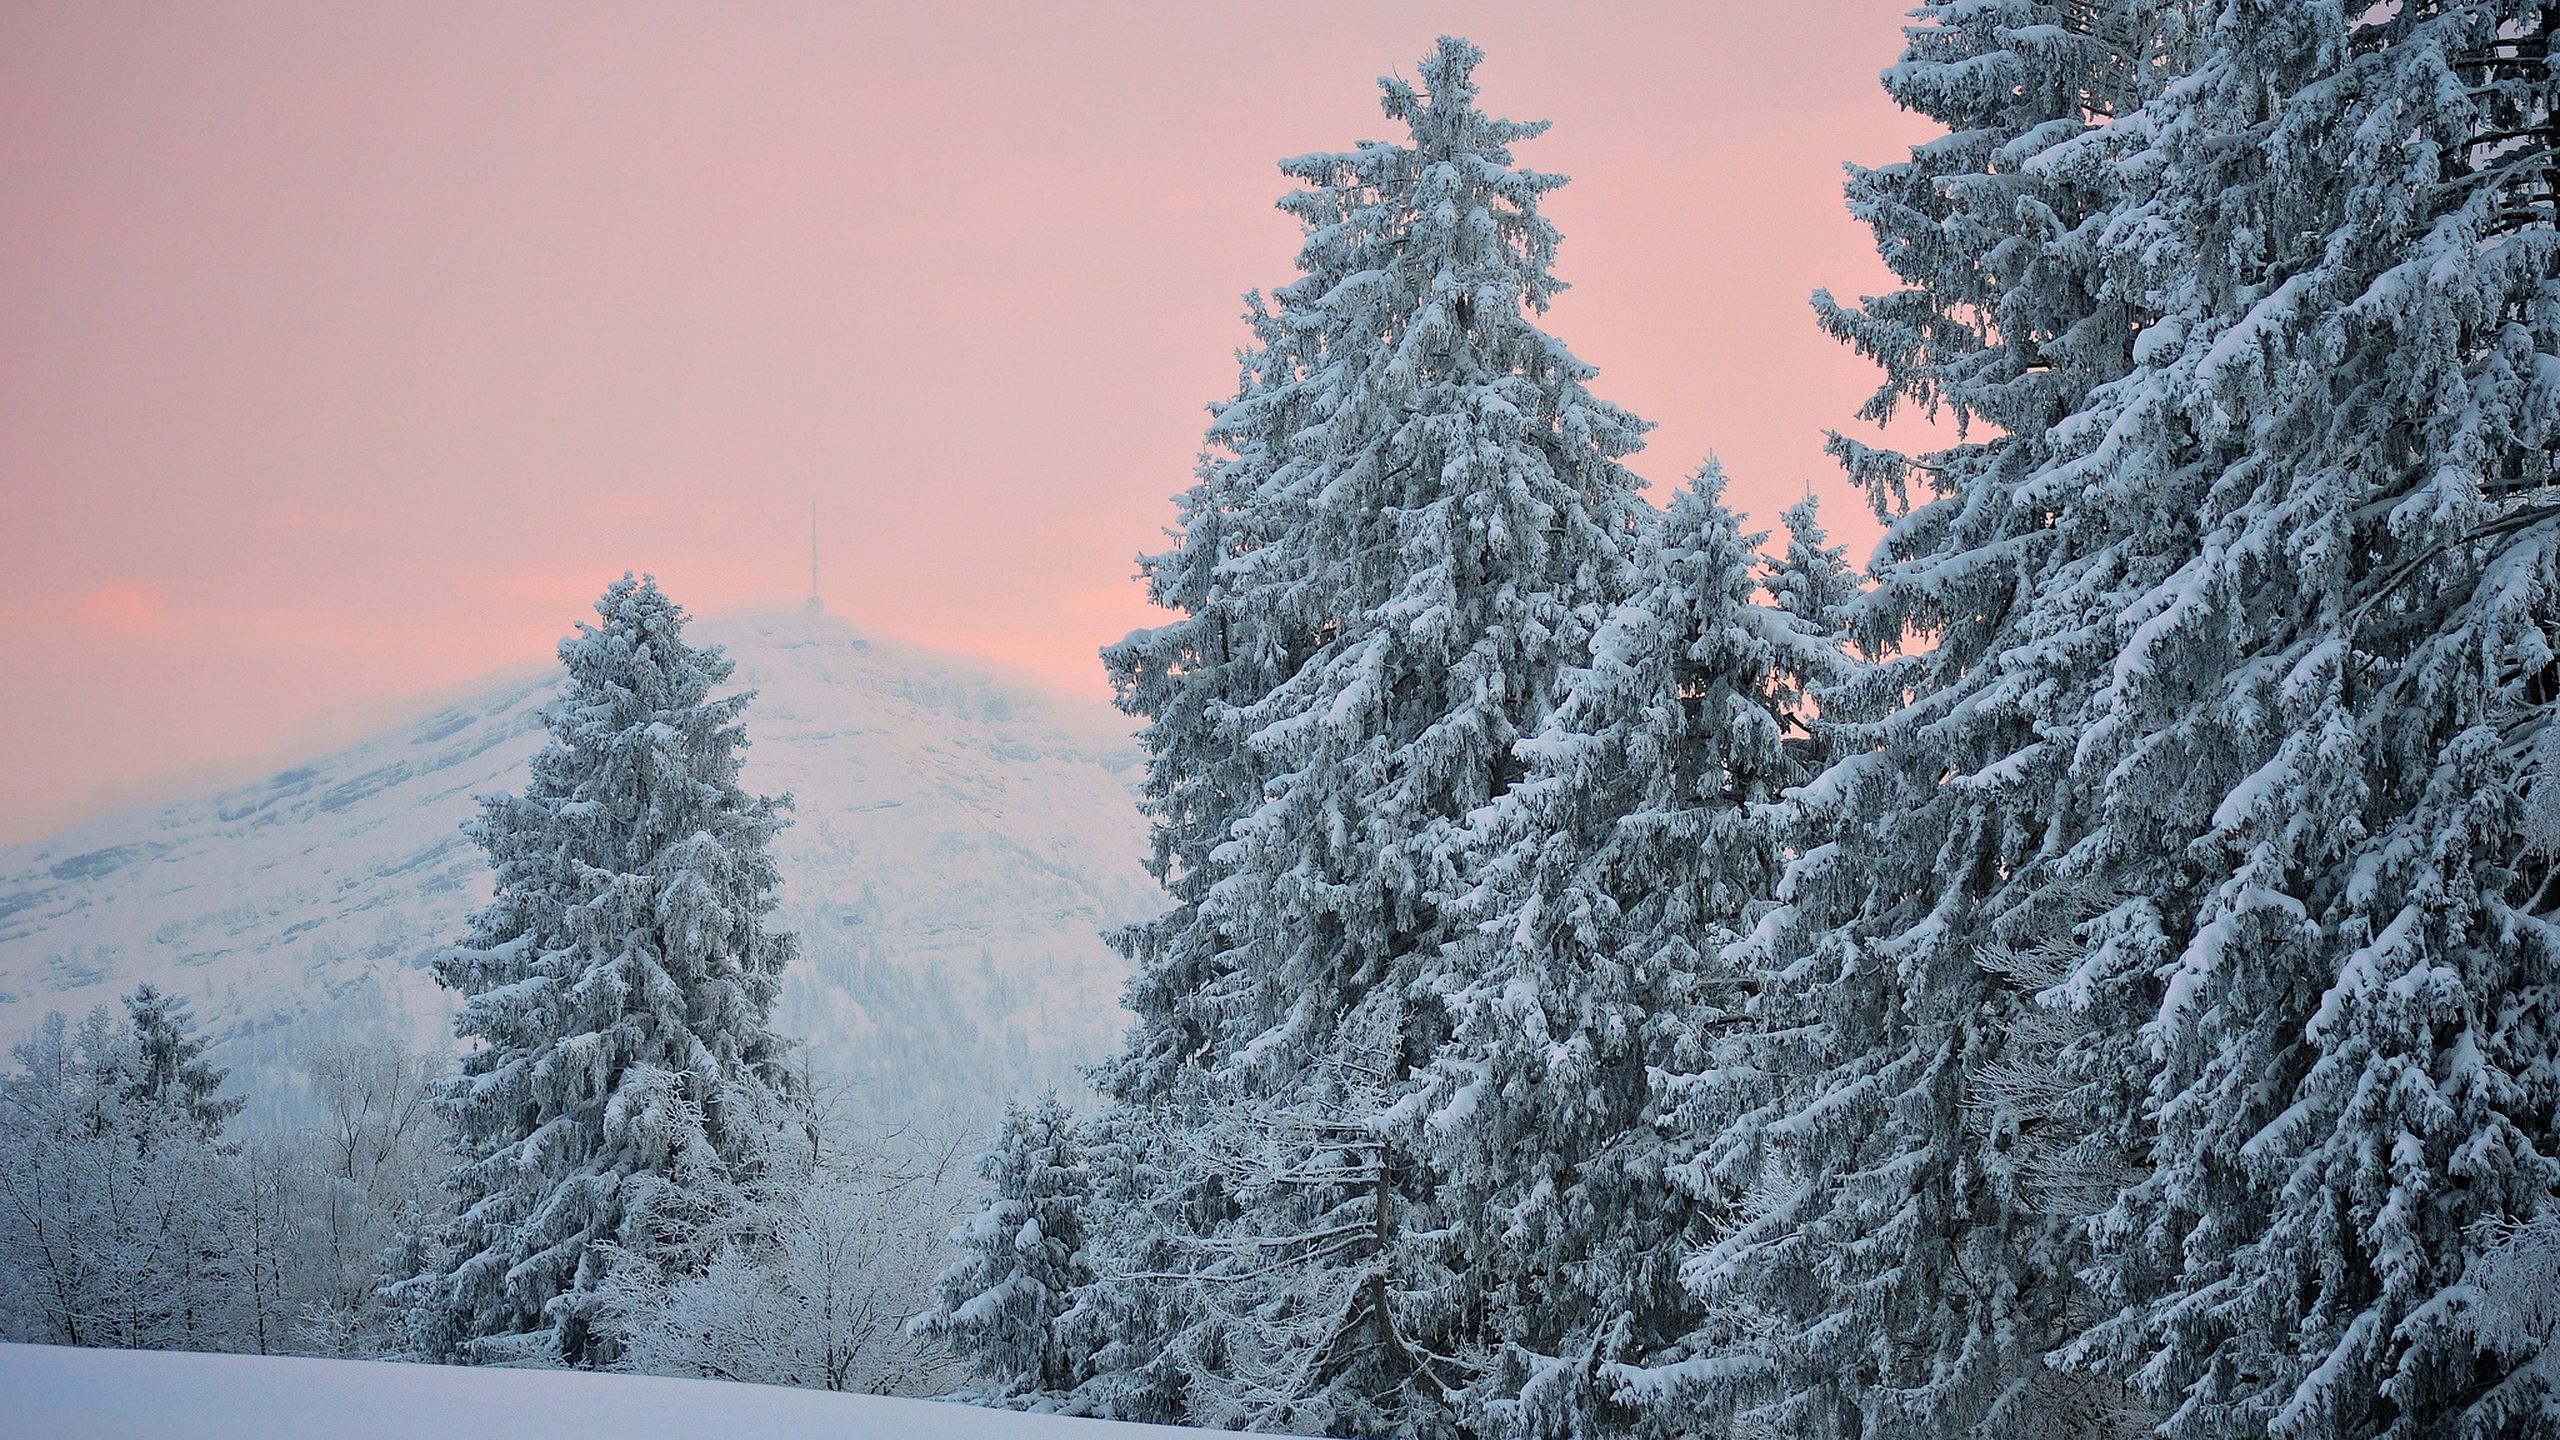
left=0, top=1344, right=1204, bottom=1440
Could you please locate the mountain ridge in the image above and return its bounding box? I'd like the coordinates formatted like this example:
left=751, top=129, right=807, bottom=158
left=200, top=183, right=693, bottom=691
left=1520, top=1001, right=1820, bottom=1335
left=0, top=610, right=1156, bottom=1125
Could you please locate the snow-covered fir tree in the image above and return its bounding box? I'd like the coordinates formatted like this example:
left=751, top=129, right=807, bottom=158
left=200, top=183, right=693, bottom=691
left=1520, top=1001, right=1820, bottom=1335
left=1413, top=463, right=1826, bottom=1439
left=1095, top=326, right=1298, bottom=1111
left=1724, top=2, right=2560, bottom=1438
left=1689, top=5, right=2185, bottom=1438
left=1031, top=1103, right=1197, bottom=1424
left=122, top=984, right=244, bottom=1144
left=1140, top=997, right=1468, bottom=1432
left=402, top=575, right=800, bottom=1368
left=2024, top=6, right=2560, bottom=1437
left=1065, top=35, right=1656, bottom=1436
left=1578, top=485, right=1863, bottom=1436
left=913, top=1093, right=1095, bottom=1398
left=1761, top=493, right=1859, bottom=772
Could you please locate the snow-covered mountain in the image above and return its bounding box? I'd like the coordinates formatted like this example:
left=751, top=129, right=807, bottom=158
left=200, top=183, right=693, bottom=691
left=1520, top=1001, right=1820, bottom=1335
left=0, top=611, right=1157, bottom=1125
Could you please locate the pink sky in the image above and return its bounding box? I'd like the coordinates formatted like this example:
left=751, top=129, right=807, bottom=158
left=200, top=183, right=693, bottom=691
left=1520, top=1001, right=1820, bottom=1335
left=0, top=1, right=1935, bottom=844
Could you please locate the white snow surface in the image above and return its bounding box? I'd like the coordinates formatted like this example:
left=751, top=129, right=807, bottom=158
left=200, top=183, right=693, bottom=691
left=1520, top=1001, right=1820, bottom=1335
left=0, top=1343, right=1203, bottom=1439
left=0, top=611, right=1158, bottom=1124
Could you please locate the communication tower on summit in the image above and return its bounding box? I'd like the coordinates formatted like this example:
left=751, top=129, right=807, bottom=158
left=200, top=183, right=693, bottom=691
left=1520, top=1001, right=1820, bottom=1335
left=806, top=501, right=825, bottom=615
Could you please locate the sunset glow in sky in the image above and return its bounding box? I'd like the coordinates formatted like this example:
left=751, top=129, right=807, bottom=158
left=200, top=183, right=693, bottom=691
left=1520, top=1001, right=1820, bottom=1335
left=1, top=1, right=1936, bottom=843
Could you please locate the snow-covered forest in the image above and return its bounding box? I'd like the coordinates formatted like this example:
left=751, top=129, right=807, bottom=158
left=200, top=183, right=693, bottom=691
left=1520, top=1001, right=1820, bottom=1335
left=6, top=6, right=2560, bottom=1439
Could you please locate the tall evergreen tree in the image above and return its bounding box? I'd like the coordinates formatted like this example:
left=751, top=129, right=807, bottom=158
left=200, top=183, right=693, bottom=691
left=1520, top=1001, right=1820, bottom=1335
left=1595, top=486, right=1865, bottom=1435
left=1751, top=3, right=2560, bottom=1438
left=2034, top=6, right=2560, bottom=1437
left=1073, top=36, right=1655, bottom=1436
left=1047, top=1107, right=1195, bottom=1424
left=1701, top=5, right=2185, bottom=1438
left=1096, top=318, right=1299, bottom=1112
left=1416, top=464, right=1820, bottom=1439
left=122, top=983, right=243, bottom=1144
left=404, top=575, right=799, bottom=1368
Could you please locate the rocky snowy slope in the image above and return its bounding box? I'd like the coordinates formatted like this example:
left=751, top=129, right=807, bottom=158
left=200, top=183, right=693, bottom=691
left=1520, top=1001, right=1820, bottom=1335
left=0, top=611, right=1158, bottom=1124
left=0, top=1344, right=1201, bottom=1439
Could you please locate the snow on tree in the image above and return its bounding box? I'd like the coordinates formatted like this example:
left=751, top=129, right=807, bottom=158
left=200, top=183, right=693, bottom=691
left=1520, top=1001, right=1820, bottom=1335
left=123, top=983, right=244, bottom=1144
left=913, top=1094, right=1095, bottom=1398
left=1063, top=35, right=1657, bottom=1436
left=606, top=1105, right=969, bottom=1396
left=2018, top=6, right=2560, bottom=1437
left=1159, top=999, right=1478, bottom=1435
left=2474, top=1214, right=2560, bottom=1400
left=1093, top=319, right=1299, bottom=1111
left=1034, top=1104, right=1198, bottom=1426
left=297, top=1042, right=454, bottom=1357
left=0, top=1001, right=246, bottom=1353
left=1761, top=494, right=1859, bottom=774
left=401, top=575, right=800, bottom=1369
left=1729, top=2, right=2560, bottom=1438
left=1569, top=490, right=1865, bottom=1439
left=0, top=1004, right=461, bottom=1360
left=1411, top=463, right=1815, bottom=1439
left=1680, top=5, right=2183, bottom=1438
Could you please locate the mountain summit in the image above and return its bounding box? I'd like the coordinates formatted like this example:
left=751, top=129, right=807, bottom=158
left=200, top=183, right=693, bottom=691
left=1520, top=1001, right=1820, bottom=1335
left=0, top=612, right=1155, bottom=1124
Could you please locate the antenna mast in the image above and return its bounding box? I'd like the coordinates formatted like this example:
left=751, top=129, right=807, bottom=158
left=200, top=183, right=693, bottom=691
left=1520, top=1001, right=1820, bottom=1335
left=805, top=501, right=824, bottom=614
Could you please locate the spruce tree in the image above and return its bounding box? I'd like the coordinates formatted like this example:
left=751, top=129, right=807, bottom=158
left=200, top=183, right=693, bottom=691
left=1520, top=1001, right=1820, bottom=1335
left=2038, top=6, right=2560, bottom=1436
left=406, top=575, right=799, bottom=1368
left=913, top=1093, right=1096, bottom=1397
left=1416, top=464, right=1815, bottom=1439
left=122, top=983, right=243, bottom=1144
left=1759, top=3, right=2560, bottom=1438
left=0, top=1003, right=244, bottom=1352
left=1073, top=36, right=1654, bottom=1436
left=1095, top=318, right=1298, bottom=1108
left=1762, top=494, right=1859, bottom=775
left=1591, top=486, right=1865, bottom=1435
left=1706, top=5, right=2184, bottom=1437
left=1045, top=1106, right=1205, bottom=1424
